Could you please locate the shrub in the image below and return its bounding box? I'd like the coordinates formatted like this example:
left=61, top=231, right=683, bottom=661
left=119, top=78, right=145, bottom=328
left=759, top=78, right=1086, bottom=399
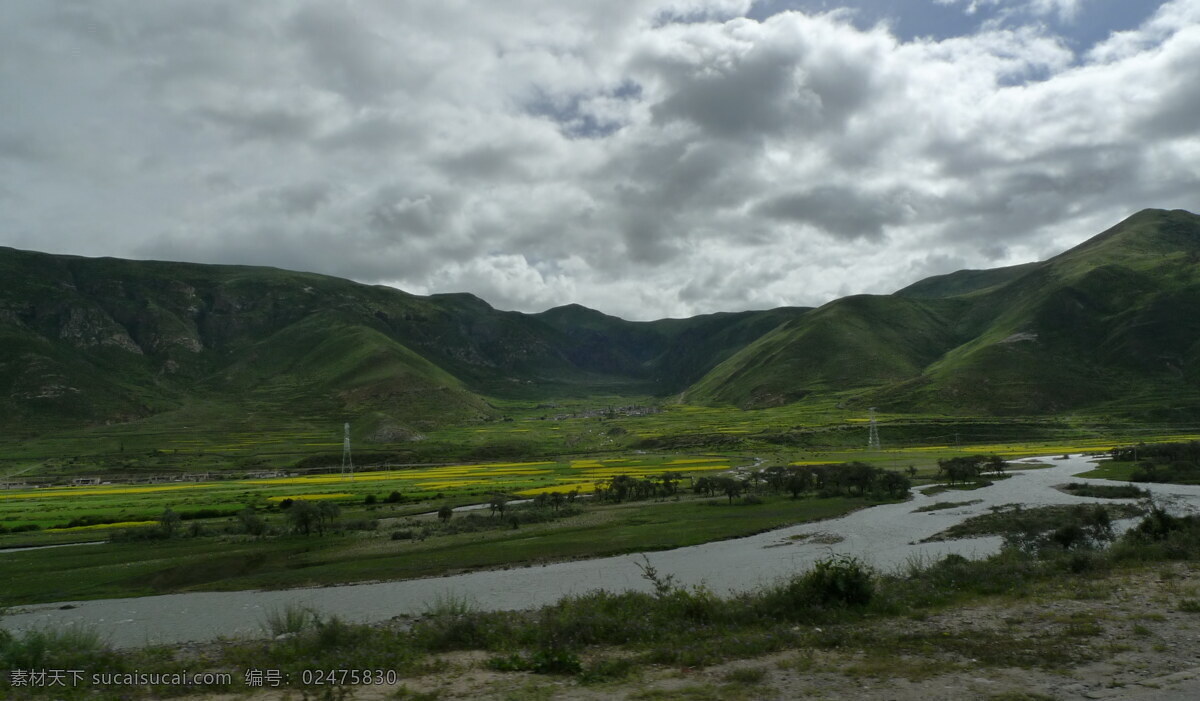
left=800, top=555, right=874, bottom=607
left=758, top=555, right=874, bottom=619
left=0, top=625, right=118, bottom=671
left=1111, top=505, right=1200, bottom=561
left=261, top=604, right=319, bottom=637
left=340, top=518, right=378, bottom=532
left=412, top=594, right=515, bottom=651
left=579, top=657, right=635, bottom=683
left=237, top=506, right=267, bottom=536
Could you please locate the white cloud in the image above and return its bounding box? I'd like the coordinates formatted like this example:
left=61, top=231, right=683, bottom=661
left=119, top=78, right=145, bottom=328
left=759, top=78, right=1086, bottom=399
left=935, top=0, right=1088, bottom=23
left=0, top=0, right=1197, bottom=320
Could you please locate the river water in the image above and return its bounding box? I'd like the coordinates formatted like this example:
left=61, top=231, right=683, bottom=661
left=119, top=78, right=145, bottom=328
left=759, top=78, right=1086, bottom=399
left=5, top=453, right=1200, bottom=649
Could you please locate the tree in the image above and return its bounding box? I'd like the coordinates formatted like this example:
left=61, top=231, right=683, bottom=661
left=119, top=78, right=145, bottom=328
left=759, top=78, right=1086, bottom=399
left=843, top=462, right=876, bottom=496
left=288, top=500, right=319, bottom=535
left=784, top=469, right=811, bottom=499
left=316, top=502, right=341, bottom=535
left=659, top=472, right=679, bottom=497
left=938, top=456, right=983, bottom=485
left=385, top=491, right=403, bottom=504
left=489, top=494, right=508, bottom=517
left=238, top=506, right=267, bottom=536
left=609, top=475, right=633, bottom=503
left=158, top=508, right=181, bottom=538
left=437, top=505, right=454, bottom=523
left=717, top=477, right=744, bottom=504
left=878, top=470, right=911, bottom=498
left=763, top=465, right=789, bottom=493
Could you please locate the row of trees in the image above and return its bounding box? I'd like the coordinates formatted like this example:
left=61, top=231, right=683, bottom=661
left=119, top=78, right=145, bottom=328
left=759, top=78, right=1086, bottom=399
left=593, top=472, right=682, bottom=503
left=936, top=455, right=1007, bottom=484
left=485, top=492, right=577, bottom=516
left=587, top=462, right=916, bottom=505
left=151, top=500, right=345, bottom=539
left=1111, top=442, right=1200, bottom=483
left=1111, top=441, right=1200, bottom=464
left=758, top=462, right=912, bottom=499
left=280, top=500, right=342, bottom=536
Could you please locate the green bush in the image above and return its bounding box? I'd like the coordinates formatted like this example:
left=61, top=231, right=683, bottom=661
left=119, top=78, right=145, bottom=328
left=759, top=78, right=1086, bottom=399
left=757, top=555, right=874, bottom=620
left=579, top=657, right=635, bottom=683
left=1111, top=506, right=1200, bottom=561
left=261, top=604, right=319, bottom=637
left=411, top=593, right=515, bottom=651
left=0, top=625, right=119, bottom=671
left=485, top=646, right=582, bottom=675
left=800, top=555, right=874, bottom=607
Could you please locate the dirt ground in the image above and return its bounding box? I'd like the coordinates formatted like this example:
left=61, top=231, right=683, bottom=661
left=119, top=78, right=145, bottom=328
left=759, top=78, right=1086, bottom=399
left=188, top=564, right=1200, bottom=700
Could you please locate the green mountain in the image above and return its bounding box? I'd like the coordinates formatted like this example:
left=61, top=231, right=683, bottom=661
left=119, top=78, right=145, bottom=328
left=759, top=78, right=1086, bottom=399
left=0, top=248, right=803, bottom=434
left=2, top=208, right=1198, bottom=434
left=689, top=209, right=1200, bottom=418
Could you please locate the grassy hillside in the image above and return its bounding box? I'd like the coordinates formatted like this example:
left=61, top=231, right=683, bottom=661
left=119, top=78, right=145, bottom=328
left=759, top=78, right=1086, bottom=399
left=903, top=209, right=1200, bottom=416
left=894, top=261, right=1040, bottom=299
left=687, top=295, right=970, bottom=406
left=0, top=248, right=793, bottom=437
left=689, top=209, right=1200, bottom=417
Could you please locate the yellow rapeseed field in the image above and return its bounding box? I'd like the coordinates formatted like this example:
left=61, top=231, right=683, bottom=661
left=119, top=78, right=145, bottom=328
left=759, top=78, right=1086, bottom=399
left=46, top=520, right=157, bottom=532
left=515, top=483, right=596, bottom=496
left=414, top=480, right=495, bottom=490
left=0, top=484, right=215, bottom=500
left=266, top=493, right=353, bottom=502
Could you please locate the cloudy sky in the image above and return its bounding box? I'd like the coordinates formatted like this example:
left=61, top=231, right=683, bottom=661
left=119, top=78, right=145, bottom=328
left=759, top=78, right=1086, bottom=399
left=1, top=1, right=1198, bottom=320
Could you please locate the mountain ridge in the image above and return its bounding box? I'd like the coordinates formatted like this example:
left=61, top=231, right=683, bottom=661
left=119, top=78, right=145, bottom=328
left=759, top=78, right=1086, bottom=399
left=2, top=208, right=1198, bottom=434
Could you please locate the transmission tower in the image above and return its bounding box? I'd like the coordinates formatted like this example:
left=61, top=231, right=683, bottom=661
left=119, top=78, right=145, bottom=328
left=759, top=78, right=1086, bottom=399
left=341, top=422, right=354, bottom=480
left=867, top=407, right=881, bottom=450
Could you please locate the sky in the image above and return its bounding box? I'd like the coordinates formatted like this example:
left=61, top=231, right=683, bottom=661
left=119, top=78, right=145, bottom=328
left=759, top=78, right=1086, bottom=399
left=1, top=0, right=1198, bottom=321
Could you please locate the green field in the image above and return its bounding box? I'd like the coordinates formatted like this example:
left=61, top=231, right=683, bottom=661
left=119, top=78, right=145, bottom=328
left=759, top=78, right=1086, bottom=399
left=4, top=418, right=1197, bottom=606
left=0, top=494, right=877, bottom=605
left=0, top=453, right=743, bottom=535
left=5, top=391, right=1196, bottom=481
left=5, top=392, right=1200, bottom=607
